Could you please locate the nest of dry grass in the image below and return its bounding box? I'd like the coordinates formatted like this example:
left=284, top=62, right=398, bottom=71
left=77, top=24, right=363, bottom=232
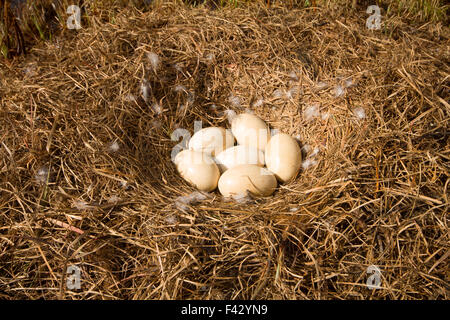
left=0, top=2, right=449, bottom=299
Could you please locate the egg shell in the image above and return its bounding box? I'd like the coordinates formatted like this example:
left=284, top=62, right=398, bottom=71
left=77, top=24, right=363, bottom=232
left=218, top=164, right=277, bottom=197
left=265, top=133, right=302, bottom=183
left=231, top=113, right=271, bottom=151
left=215, top=145, right=265, bottom=172
left=189, top=127, right=235, bottom=156
left=175, top=150, right=220, bottom=191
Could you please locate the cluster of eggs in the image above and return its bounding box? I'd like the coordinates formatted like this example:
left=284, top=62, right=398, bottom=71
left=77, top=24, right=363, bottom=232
left=174, top=113, right=302, bottom=198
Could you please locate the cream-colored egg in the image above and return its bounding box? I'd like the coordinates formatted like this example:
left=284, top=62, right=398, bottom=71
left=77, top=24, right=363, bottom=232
left=265, top=133, right=302, bottom=183
left=215, top=145, right=265, bottom=172
left=175, top=150, right=220, bottom=191
left=218, top=164, right=277, bottom=197
left=231, top=113, right=271, bottom=151
left=188, top=127, right=235, bottom=156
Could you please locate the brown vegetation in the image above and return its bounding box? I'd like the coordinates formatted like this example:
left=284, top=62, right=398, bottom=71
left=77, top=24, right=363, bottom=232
left=0, top=1, right=448, bottom=299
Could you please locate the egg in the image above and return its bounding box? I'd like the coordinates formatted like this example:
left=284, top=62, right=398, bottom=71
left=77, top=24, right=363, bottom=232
left=218, top=164, right=277, bottom=197
left=215, top=145, right=265, bottom=172
left=175, top=150, right=220, bottom=191
left=265, top=133, right=302, bottom=183
left=188, top=127, right=235, bottom=156
left=231, top=113, right=271, bottom=151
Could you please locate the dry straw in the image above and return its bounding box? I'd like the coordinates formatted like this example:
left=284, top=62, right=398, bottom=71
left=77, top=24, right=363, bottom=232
left=0, top=1, right=448, bottom=299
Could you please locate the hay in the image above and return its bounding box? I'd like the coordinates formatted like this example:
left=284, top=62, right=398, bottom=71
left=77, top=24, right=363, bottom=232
left=0, top=1, right=449, bottom=299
